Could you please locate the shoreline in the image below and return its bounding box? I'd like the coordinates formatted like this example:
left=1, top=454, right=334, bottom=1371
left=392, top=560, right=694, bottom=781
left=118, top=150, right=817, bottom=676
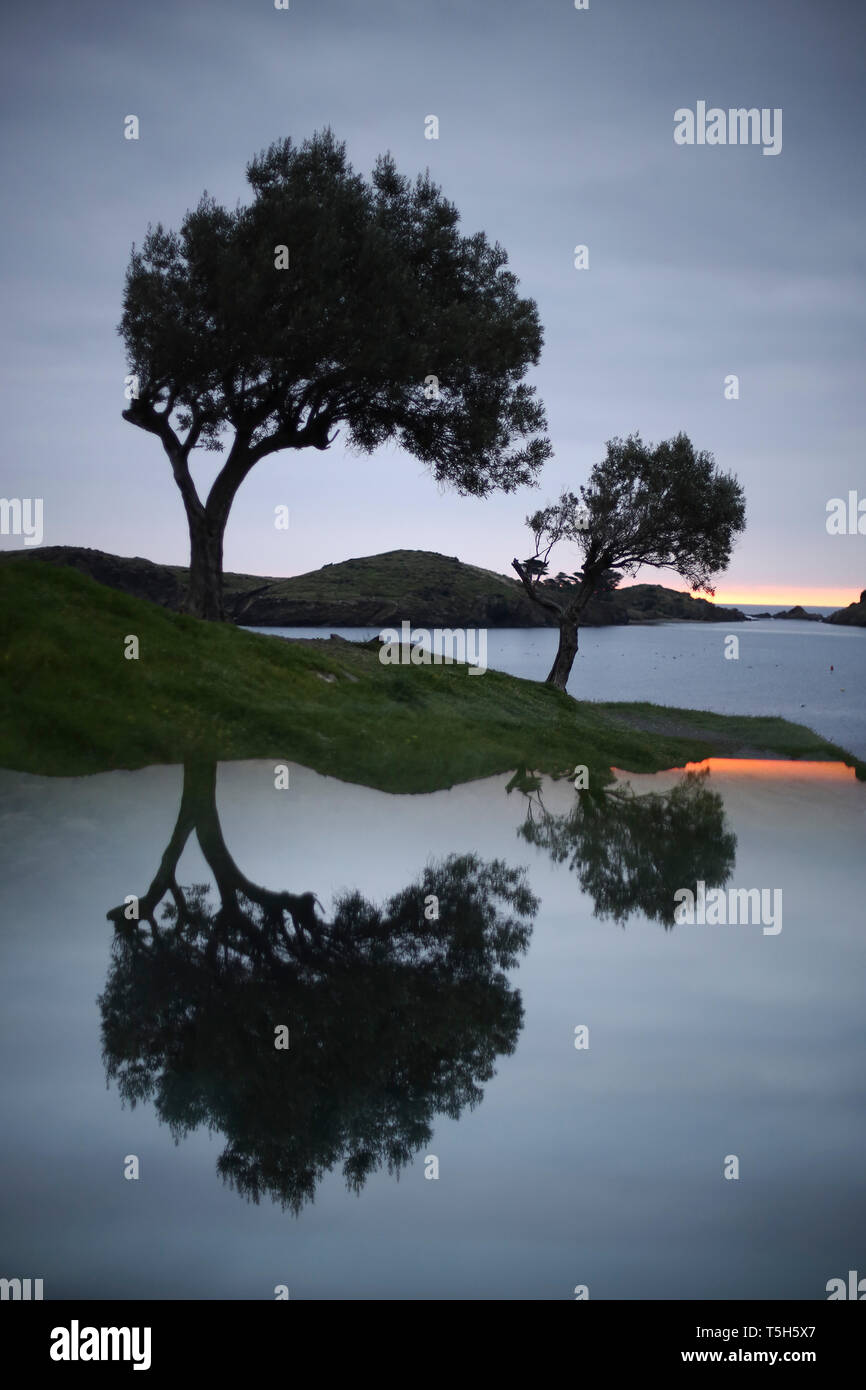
left=1, top=559, right=862, bottom=789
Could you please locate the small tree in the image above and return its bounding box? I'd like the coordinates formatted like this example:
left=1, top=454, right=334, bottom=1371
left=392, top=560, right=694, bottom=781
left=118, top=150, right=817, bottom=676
left=119, top=129, right=551, bottom=619
left=512, top=432, right=746, bottom=690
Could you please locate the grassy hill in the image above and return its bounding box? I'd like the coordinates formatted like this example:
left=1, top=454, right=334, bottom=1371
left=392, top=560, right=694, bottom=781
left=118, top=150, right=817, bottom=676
left=228, top=548, right=550, bottom=626
left=0, top=546, right=747, bottom=627
left=0, top=559, right=858, bottom=791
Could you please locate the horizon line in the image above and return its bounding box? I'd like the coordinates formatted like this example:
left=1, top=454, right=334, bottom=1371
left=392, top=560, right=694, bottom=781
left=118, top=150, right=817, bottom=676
left=707, top=585, right=860, bottom=608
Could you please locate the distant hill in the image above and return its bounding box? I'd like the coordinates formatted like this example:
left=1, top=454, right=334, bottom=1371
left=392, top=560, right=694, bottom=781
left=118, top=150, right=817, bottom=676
left=825, top=590, right=866, bottom=627
left=609, top=583, right=745, bottom=625
left=0, top=545, right=747, bottom=627
left=771, top=605, right=824, bottom=622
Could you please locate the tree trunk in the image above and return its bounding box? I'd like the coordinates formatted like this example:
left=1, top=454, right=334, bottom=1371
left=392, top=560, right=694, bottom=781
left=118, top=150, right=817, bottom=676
left=546, top=621, right=579, bottom=690
left=186, top=510, right=228, bottom=620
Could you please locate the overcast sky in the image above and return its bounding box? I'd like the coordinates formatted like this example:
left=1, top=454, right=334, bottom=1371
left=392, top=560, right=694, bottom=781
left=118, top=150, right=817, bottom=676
left=1, top=0, right=864, bottom=604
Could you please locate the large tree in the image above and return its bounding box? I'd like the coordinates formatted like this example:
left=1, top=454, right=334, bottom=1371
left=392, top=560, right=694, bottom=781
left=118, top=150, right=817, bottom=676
left=119, top=129, right=551, bottom=619
left=512, top=432, right=747, bottom=689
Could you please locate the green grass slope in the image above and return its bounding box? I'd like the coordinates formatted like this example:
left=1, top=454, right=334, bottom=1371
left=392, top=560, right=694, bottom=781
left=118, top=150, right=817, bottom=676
left=0, top=560, right=860, bottom=790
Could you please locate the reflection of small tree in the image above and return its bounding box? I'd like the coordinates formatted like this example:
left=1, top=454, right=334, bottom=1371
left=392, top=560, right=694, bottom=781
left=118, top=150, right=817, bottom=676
left=99, top=763, right=537, bottom=1212
left=514, top=769, right=736, bottom=927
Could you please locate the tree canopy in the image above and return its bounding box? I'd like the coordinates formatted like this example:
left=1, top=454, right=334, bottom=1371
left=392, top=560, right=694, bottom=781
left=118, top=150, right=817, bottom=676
left=512, top=432, right=747, bottom=687
left=119, top=129, right=551, bottom=617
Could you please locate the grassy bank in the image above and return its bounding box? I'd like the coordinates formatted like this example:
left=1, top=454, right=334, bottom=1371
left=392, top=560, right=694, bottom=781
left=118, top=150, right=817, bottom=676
left=0, top=560, right=860, bottom=791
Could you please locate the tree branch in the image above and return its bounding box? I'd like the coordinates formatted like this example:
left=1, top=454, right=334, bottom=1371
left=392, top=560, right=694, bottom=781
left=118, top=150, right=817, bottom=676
left=181, top=403, right=206, bottom=458
left=123, top=398, right=204, bottom=520
left=205, top=435, right=258, bottom=519
left=512, top=558, right=564, bottom=618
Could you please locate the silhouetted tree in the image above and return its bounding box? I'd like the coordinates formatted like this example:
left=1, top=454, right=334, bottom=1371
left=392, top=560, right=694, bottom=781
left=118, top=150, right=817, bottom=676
left=99, top=762, right=538, bottom=1211
left=512, top=432, right=746, bottom=689
left=119, top=129, right=551, bottom=618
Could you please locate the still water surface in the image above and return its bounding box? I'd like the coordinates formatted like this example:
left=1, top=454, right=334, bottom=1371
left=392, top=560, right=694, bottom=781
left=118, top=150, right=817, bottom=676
left=0, top=756, right=863, bottom=1299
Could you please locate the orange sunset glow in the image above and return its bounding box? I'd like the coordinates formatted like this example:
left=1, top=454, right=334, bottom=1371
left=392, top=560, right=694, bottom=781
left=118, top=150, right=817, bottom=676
left=614, top=579, right=859, bottom=609
left=703, top=586, right=857, bottom=609
left=675, top=758, right=857, bottom=782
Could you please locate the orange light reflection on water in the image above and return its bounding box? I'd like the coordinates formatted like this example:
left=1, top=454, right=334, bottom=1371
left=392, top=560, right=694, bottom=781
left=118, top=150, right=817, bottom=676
left=671, top=758, right=856, bottom=782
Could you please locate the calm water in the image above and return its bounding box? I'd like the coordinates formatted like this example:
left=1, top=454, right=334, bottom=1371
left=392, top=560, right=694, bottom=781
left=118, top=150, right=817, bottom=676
left=0, top=757, right=864, bottom=1299
left=247, top=618, right=866, bottom=760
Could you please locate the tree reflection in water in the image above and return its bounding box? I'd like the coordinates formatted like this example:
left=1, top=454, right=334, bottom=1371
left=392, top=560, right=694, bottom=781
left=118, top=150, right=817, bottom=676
left=511, top=768, right=736, bottom=927
left=99, top=763, right=538, bottom=1213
